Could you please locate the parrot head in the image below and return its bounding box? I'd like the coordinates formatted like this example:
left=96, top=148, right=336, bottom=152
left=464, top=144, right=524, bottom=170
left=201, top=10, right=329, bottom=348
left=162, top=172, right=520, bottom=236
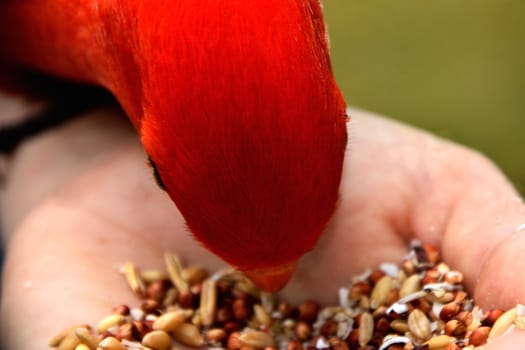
left=134, top=0, right=347, bottom=291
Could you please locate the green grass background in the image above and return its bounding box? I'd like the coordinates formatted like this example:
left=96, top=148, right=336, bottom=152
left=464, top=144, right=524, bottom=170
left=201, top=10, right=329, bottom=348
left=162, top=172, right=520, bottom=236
left=323, top=1, right=525, bottom=193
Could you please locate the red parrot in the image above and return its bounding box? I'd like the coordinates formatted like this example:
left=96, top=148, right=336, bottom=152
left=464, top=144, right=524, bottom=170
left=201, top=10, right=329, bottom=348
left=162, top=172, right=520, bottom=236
left=0, top=0, right=348, bottom=291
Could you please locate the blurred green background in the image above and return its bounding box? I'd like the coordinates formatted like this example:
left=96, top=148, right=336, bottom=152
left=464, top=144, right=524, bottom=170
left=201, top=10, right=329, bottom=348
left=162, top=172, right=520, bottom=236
left=323, top=1, right=525, bottom=194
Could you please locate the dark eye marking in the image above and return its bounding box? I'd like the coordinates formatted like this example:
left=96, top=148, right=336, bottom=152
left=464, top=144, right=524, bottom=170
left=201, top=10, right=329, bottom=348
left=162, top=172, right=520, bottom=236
left=148, top=156, right=166, bottom=191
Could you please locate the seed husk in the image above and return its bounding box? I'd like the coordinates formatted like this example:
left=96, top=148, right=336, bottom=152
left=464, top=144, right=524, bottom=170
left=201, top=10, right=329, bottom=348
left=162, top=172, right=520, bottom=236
left=153, top=309, right=186, bottom=332
left=238, top=329, right=275, bottom=348
left=489, top=306, right=517, bottom=339
left=408, top=308, right=432, bottom=340
left=370, top=275, right=393, bottom=309
left=96, top=314, right=126, bottom=334
left=399, top=274, right=421, bottom=298
left=423, top=334, right=456, bottom=349
left=142, top=330, right=171, bottom=350
left=358, top=312, right=374, bottom=346
left=254, top=304, right=272, bottom=326
left=124, top=260, right=146, bottom=297
left=74, top=327, right=99, bottom=349
left=164, top=253, right=189, bottom=293
left=200, top=278, right=217, bottom=327
left=97, top=336, right=126, bottom=350
left=171, top=322, right=204, bottom=347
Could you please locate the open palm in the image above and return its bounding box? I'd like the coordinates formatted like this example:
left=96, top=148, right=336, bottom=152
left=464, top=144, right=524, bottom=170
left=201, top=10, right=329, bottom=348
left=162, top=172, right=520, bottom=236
left=1, top=106, right=524, bottom=349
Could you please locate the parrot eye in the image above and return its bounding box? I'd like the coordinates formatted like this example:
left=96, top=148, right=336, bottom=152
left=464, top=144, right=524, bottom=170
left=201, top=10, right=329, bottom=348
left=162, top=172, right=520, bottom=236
left=147, top=156, right=166, bottom=191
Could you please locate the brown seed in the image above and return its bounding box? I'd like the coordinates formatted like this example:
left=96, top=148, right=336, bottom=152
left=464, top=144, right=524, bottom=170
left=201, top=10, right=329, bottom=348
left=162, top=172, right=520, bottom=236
left=146, top=280, right=168, bottom=302
left=238, top=329, right=274, bottom=348
left=224, top=321, right=242, bottom=333
left=358, top=312, right=374, bottom=346
left=369, top=269, right=386, bottom=285
left=200, top=278, right=217, bottom=327
left=408, top=309, right=432, bottom=340
left=287, top=339, right=303, bottom=350
left=74, top=327, right=99, bottom=350
left=142, top=330, right=171, bottom=350
left=349, top=282, right=371, bottom=301
left=320, top=319, right=338, bottom=337
left=115, top=323, right=135, bottom=341
left=375, top=317, right=390, bottom=334
left=399, top=274, right=421, bottom=298
left=205, top=328, right=227, bottom=343
left=423, top=244, right=440, bottom=265
left=423, top=335, right=455, bottom=349
left=164, top=252, right=189, bottom=293
left=97, top=314, right=126, bottom=333
left=172, top=323, right=204, bottom=347
left=328, top=337, right=349, bottom=350
left=97, top=336, right=126, bottom=350
left=444, top=319, right=466, bottom=337
left=132, top=320, right=152, bottom=340
left=295, top=321, right=312, bottom=340
left=233, top=296, right=252, bottom=321
left=112, top=304, right=130, bottom=316
left=469, top=326, right=490, bottom=346
left=298, top=300, right=320, bottom=322
left=370, top=276, right=393, bottom=309
left=124, top=260, right=146, bottom=297
left=454, top=311, right=473, bottom=327
left=153, top=309, right=186, bottom=332
left=142, top=299, right=161, bottom=314
left=439, top=302, right=461, bottom=321
left=489, top=306, right=517, bottom=339
left=484, top=308, right=505, bottom=326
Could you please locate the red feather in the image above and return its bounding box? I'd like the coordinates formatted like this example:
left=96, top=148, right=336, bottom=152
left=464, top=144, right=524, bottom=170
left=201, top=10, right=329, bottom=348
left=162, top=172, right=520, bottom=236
left=0, top=0, right=347, bottom=290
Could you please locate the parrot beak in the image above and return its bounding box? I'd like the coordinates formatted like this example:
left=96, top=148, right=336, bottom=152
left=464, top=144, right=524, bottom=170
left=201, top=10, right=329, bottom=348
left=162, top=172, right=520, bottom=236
left=244, top=261, right=297, bottom=292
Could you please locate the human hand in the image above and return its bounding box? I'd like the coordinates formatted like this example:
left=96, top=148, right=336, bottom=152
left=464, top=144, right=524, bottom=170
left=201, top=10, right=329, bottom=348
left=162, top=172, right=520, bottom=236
left=1, top=105, right=524, bottom=349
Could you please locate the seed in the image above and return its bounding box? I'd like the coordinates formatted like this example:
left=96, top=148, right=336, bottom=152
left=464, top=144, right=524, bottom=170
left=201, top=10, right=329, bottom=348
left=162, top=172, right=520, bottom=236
left=399, top=274, right=421, bottom=298
left=358, top=312, right=374, bottom=346
left=489, top=306, right=517, bottom=339
left=439, top=302, right=460, bottom=321
left=423, top=334, right=455, bottom=349
left=153, top=309, right=186, bottom=332
left=469, top=326, right=490, bottom=346
left=200, top=278, right=217, bottom=327
left=228, top=332, right=243, bottom=349
left=349, top=281, right=371, bottom=301
left=74, top=327, right=99, bottom=349
left=98, top=336, right=126, bottom=350
left=484, top=308, right=504, bottom=326
left=74, top=344, right=91, bottom=350
left=444, top=319, right=466, bottom=336
left=298, top=300, right=320, bottom=322
left=49, top=325, right=87, bottom=347
left=233, top=296, right=252, bottom=321
left=370, top=276, right=393, bottom=309
left=162, top=288, right=178, bottom=307
left=146, top=281, right=168, bottom=302
left=238, top=329, right=274, bottom=348
left=96, top=314, right=126, bottom=333
left=124, top=260, right=146, bottom=297
left=423, top=244, right=440, bottom=265
left=295, top=321, right=312, bottom=340
left=254, top=304, right=271, bottom=326
left=164, top=252, right=189, bottom=293
left=172, top=323, right=204, bottom=347
left=112, top=304, right=130, bottom=316
left=205, top=328, right=227, bottom=343
left=444, top=271, right=463, bottom=284
left=390, top=319, right=409, bottom=333
left=408, top=309, right=432, bottom=340
left=182, top=265, right=209, bottom=284
left=140, top=270, right=168, bottom=283
left=287, top=339, right=303, bottom=350
left=142, top=330, right=171, bottom=350
left=57, top=332, right=80, bottom=350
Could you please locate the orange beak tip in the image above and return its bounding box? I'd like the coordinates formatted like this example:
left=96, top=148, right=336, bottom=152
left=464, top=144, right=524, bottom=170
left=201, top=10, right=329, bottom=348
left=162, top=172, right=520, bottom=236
left=243, top=262, right=297, bottom=292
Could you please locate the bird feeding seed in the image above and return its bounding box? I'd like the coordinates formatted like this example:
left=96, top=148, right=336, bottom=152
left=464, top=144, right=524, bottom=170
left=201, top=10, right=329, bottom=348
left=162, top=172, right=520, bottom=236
left=49, top=241, right=524, bottom=350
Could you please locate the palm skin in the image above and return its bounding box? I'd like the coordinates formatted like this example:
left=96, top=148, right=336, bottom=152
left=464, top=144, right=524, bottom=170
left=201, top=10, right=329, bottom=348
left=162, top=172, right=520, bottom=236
left=1, top=106, right=525, bottom=349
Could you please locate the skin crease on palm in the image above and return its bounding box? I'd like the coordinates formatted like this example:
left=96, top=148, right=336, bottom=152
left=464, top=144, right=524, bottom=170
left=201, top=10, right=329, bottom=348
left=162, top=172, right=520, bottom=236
left=1, top=97, right=525, bottom=349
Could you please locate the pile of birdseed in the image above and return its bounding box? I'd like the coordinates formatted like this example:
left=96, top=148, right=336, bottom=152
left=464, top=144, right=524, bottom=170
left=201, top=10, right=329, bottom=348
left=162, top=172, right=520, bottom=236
left=49, top=241, right=525, bottom=350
